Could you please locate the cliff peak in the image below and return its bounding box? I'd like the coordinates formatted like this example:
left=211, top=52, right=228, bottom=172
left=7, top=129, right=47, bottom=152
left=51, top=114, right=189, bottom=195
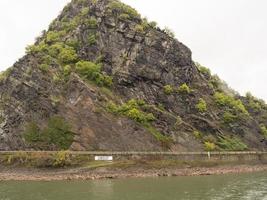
left=0, top=0, right=266, bottom=151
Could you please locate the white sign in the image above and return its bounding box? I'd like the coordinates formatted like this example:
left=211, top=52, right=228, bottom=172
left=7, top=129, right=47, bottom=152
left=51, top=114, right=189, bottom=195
left=95, top=156, right=113, bottom=161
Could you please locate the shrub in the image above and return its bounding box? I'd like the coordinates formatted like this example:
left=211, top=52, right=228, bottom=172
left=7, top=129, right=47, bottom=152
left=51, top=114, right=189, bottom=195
left=134, top=24, right=144, bottom=33
left=94, top=74, right=113, bottom=87
left=145, top=125, right=173, bottom=147
left=200, top=67, right=211, bottom=75
left=23, top=122, right=42, bottom=143
left=175, top=115, right=183, bottom=127
left=88, top=33, right=97, bottom=45
left=203, top=135, right=217, bottom=143
left=53, top=74, right=61, bottom=84
left=85, top=17, right=98, bottom=28
left=0, top=116, right=4, bottom=124
left=41, top=55, right=54, bottom=66
left=126, top=109, right=155, bottom=124
left=75, top=60, right=101, bottom=79
left=39, top=64, right=49, bottom=72
left=107, top=99, right=155, bottom=125
left=66, top=39, right=80, bottom=50
left=204, top=141, right=215, bottom=151
left=106, top=101, right=118, bottom=113
left=141, top=19, right=150, bottom=31
left=58, top=46, right=78, bottom=64
left=260, top=124, right=267, bottom=139
left=60, top=17, right=79, bottom=32
left=26, top=41, right=48, bottom=54
left=42, top=116, right=74, bottom=150
left=209, top=75, right=238, bottom=96
left=95, top=55, right=104, bottom=64
left=217, top=136, right=248, bottom=151
left=23, top=117, right=74, bottom=150
left=63, top=65, right=72, bottom=78
left=46, top=42, right=78, bottom=64
left=223, top=111, right=237, bottom=124
left=102, top=75, right=113, bottom=87
left=163, top=85, right=173, bottom=95
left=178, top=83, right=190, bottom=94
left=149, top=21, right=157, bottom=28
left=247, top=99, right=261, bottom=112
left=92, top=0, right=98, bottom=4
left=47, top=43, right=64, bottom=57
left=75, top=0, right=87, bottom=6
left=157, top=103, right=165, bottom=111
left=233, top=100, right=247, bottom=114
left=164, top=27, right=175, bottom=38
left=80, top=7, right=90, bottom=17
left=75, top=61, right=112, bottom=87
left=196, top=98, right=207, bottom=113
left=53, top=151, right=71, bottom=167
left=46, top=31, right=66, bottom=43
left=127, top=108, right=153, bottom=124
left=245, top=92, right=253, bottom=99
left=0, top=71, right=7, bottom=81
left=214, top=92, right=249, bottom=116
left=245, top=92, right=264, bottom=113
left=214, top=92, right=229, bottom=106
left=108, top=1, right=140, bottom=18
left=193, top=130, right=203, bottom=139
left=209, top=75, right=220, bottom=90
left=50, top=95, right=61, bottom=106
left=0, top=67, right=12, bottom=81
left=119, top=13, right=130, bottom=20
left=195, top=62, right=211, bottom=77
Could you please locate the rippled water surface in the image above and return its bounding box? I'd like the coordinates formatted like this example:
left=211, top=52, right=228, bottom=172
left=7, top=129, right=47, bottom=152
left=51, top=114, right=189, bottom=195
left=0, top=172, right=266, bottom=200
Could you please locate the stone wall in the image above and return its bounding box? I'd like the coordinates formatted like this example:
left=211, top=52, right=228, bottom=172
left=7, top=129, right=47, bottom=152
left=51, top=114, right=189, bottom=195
left=0, top=151, right=266, bottom=167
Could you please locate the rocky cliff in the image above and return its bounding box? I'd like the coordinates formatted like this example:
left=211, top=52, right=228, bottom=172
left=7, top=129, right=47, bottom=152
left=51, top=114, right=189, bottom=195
left=0, top=0, right=266, bottom=151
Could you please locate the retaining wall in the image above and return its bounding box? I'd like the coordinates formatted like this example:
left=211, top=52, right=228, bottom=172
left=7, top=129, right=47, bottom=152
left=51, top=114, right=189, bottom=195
left=0, top=151, right=266, bottom=165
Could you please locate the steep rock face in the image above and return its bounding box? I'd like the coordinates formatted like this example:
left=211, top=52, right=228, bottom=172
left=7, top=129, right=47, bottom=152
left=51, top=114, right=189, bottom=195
left=0, top=0, right=266, bottom=151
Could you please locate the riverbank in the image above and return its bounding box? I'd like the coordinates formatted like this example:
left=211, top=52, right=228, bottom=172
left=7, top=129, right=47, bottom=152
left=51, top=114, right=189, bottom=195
left=0, top=163, right=267, bottom=181
left=0, top=151, right=266, bottom=181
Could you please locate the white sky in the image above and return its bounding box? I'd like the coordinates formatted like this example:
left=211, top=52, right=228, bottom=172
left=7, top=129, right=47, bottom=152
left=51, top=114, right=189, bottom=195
left=0, top=0, right=267, bottom=100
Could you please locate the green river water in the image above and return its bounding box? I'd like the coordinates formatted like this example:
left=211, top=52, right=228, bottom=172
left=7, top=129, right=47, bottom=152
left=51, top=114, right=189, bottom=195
left=0, top=172, right=266, bottom=200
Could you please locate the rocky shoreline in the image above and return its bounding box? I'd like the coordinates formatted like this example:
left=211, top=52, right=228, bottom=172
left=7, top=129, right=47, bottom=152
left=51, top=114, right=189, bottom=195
left=0, top=164, right=266, bottom=181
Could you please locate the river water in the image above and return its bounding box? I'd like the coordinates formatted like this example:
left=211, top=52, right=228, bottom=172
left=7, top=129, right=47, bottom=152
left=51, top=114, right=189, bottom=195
left=0, top=172, right=266, bottom=200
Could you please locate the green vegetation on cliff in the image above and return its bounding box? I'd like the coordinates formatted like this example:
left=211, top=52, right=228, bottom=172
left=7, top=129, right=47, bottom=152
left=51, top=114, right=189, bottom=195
left=217, top=136, right=248, bottom=151
left=214, top=92, right=249, bottom=125
left=75, top=61, right=113, bottom=87
left=108, top=1, right=141, bottom=19
left=107, top=99, right=172, bottom=145
left=196, top=98, right=207, bottom=113
left=23, top=116, right=74, bottom=150
left=107, top=99, right=155, bottom=124
left=260, top=124, right=267, bottom=139
left=163, top=83, right=191, bottom=95
left=0, top=67, right=12, bottom=81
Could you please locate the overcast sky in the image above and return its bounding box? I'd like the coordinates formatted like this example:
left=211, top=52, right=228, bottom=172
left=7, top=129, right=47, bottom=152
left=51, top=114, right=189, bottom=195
left=0, top=0, right=266, bottom=100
